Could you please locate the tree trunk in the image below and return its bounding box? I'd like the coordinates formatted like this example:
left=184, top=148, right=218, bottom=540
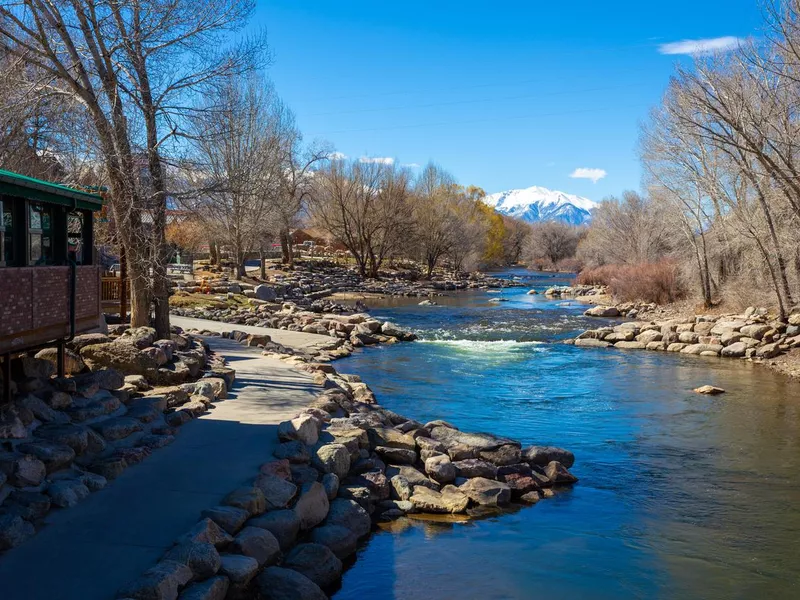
left=426, top=256, right=435, bottom=279
left=209, top=241, right=218, bottom=265
left=753, top=236, right=787, bottom=320
left=280, top=229, right=291, bottom=265
left=127, top=264, right=151, bottom=328
left=259, top=247, right=267, bottom=280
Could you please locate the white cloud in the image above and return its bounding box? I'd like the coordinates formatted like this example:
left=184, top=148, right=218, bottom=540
left=359, top=156, right=395, bottom=165
left=401, top=162, right=421, bottom=169
left=569, top=167, right=607, bottom=184
left=658, top=36, right=744, bottom=56
left=328, top=151, right=347, bottom=160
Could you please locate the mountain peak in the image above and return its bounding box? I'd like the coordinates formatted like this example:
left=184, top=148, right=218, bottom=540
left=482, top=185, right=597, bottom=225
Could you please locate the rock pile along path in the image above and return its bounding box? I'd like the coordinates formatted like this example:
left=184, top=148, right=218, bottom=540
left=0, top=318, right=329, bottom=600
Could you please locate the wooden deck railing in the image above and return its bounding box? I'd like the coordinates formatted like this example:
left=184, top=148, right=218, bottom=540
left=101, top=277, right=128, bottom=305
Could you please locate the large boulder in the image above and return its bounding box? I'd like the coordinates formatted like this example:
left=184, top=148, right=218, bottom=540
left=254, top=285, right=277, bottom=302
left=283, top=543, right=343, bottom=589
left=178, top=518, right=233, bottom=549
left=680, top=343, right=723, bottom=356
left=0, top=514, right=35, bottom=551
left=178, top=576, right=229, bottom=600
left=35, top=347, right=86, bottom=375
left=374, top=446, right=416, bottom=464
left=46, top=479, right=91, bottom=508
left=255, top=567, right=326, bottom=600
left=452, top=458, right=497, bottom=479
left=522, top=446, right=575, bottom=469
left=218, top=553, right=259, bottom=587
left=311, top=444, right=350, bottom=479
left=164, top=542, right=221, bottom=580
left=459, top=477, right=511, bottom=506
left=246, top=510, right=300, bottom=551
left=410, top=485, right=469, bottom=514
left=17, top=440, right=75, bottom=473
left=11, top=356, right=55, bottom=380
left=324, top=498, right=372, bottom=538
left=545, top=461, right=579, bottom=484
left=254, top=474, right=297, bottom=509
left=200, top=506, right=249, bottom=535
left=428, top=425, right=520, bottom=460
left=584, top=306, right=620, bottom=317
left=740, top=324, right=770, bottom=340
left=0, top=452, right=46, bottom=487
left=222, top=487, right=266, bottom=517
left=756, top=343, right=781, bottom=359
left=229, top=527, right=281, bottom=568
left=119, top=326, right=157, bottom=349
left=366, top=427, right=416, bottom=451
left=385, top=464, right=439, bottom=491
left=424, top=454, right=456, bottom=484
left=273, top=441, right=310, bottom=464
left=721, top=342, right=748, bottom=358
left=293, top=482, right=329, bottom=531
left=309, top=524, right=358, bottom=559
left=118, top=560, right=193, bottom=600
left=278, top=415, right=320, bottom=446
left=80, top=342, right=158, bottom=378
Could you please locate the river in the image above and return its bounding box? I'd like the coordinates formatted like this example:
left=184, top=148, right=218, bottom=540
left=331, top=269, right=800, bottom=600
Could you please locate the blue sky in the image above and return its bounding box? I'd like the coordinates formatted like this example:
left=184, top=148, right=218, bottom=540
left=253, top=1, right=763, bottom=201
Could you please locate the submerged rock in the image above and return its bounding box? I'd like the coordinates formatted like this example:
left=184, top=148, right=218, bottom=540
left=693, top=385, right=726, bottom=395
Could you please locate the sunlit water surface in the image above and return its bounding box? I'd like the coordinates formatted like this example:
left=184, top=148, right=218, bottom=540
left=329, top=269, right=800, bottom=600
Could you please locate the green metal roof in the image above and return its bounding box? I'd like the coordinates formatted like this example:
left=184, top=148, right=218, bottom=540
left=0, top=169, right=104, bottom=211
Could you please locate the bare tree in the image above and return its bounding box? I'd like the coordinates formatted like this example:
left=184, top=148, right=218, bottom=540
left=274, top=130, right=329, bottom=269
left=578, top=191, right=673, bottom=267
left=412, top=163, right=462, bottom=279
left=184, top=75, right=286, bottom=278
left=310, top=158, right=414, bottom=278
left=525, top=221, right=581, bottom=268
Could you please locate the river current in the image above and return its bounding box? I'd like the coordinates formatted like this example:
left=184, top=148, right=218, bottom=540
left=331, top=269, right=800, bottom=600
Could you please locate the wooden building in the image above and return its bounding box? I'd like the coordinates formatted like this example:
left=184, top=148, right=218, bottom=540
left=0, top=169, right=104, bottom=395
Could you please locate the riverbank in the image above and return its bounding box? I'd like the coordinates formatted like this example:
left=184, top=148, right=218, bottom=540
left=320, top=279, right=800, bottom=599
left=571, top=301, right=800, bottom=379
left=115, top=320, right=578, bottom=599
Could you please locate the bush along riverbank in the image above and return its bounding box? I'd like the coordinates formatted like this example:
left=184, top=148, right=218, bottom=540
left=571, top=306, right=800, bottom=362
left=117, top=332, right=577, bottom=600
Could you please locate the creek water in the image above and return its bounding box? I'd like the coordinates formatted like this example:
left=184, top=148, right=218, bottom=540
left=331, top=269, right=800, bottom=600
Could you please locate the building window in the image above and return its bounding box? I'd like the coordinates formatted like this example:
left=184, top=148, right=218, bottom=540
left=68, top=210, right=85, bottom=264
left=29, top=201, right=54, bottom=265
left=0, top=199, right=12, bottom=267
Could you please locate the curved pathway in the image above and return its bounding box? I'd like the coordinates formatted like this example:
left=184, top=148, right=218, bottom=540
left=0, top=322, right=327, bottom=600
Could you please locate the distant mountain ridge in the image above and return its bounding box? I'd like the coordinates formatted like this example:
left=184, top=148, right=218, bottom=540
left=482, top=185, right=598, bottom=225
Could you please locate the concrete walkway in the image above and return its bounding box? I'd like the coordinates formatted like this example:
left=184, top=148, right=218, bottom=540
left=0, top=330, right=326, bottom=600
left=171, top=314, right=336, bottom=353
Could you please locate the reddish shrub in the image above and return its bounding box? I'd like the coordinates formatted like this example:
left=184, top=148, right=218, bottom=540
left=577, top=261, right=684, bottom=305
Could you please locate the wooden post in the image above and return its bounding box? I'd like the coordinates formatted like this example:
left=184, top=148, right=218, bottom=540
left=120, top=245, right=128, bottom=322
left=57, top=341, right=65, bottom=378
left=2, top=353, right=10, bottom=405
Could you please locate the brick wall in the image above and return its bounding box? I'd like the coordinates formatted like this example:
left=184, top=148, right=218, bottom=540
left=76, top=266, right=100, bottom=320
left=0, top=265, right=100, bottom=353
left=0, top=269, right=33, bottom=337
left=32, top=267, right=69, bottom=329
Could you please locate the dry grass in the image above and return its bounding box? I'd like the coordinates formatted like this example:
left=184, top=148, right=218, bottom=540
left=577, top=261, right=685, bottom=304
left=169, top=291, right=237, bottom=310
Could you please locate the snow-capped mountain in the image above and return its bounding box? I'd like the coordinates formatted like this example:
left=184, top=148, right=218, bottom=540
left=482, top=186, right=598, bottom=226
